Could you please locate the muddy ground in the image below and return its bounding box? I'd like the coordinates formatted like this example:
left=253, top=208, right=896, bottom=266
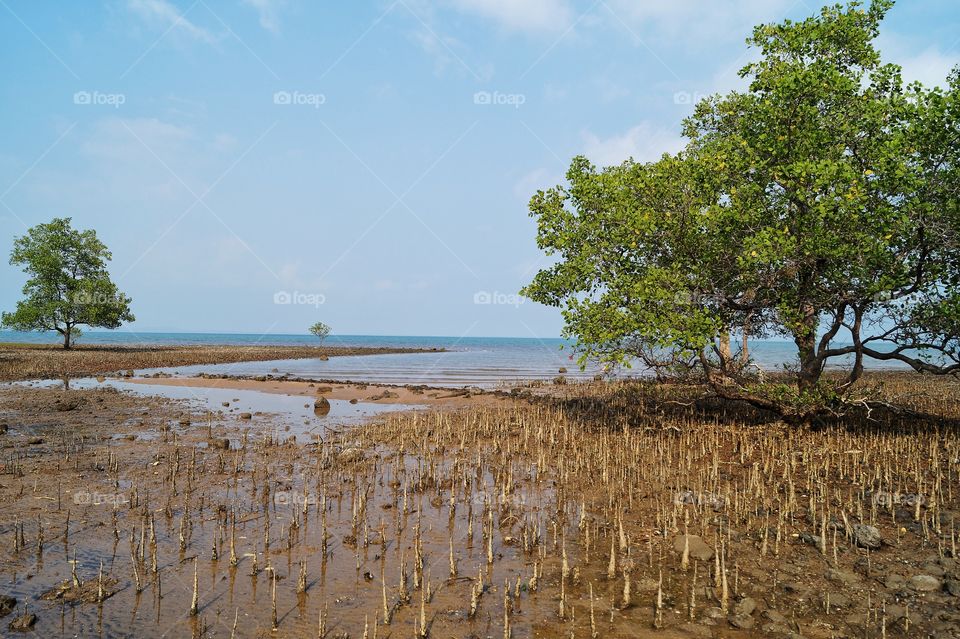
left=0, top=373, right=959, bottom=637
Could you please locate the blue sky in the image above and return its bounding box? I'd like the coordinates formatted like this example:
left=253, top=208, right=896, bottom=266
left=1, top=0, right=958, bottom=338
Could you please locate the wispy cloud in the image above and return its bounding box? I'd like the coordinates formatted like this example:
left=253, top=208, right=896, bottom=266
left=243, top=0, right=284, bottom=34
left=127, top=0, right=218, bottom=44
left=448, top=0, right=574, bottom=33
left=582, top=123, right=684, bottom=166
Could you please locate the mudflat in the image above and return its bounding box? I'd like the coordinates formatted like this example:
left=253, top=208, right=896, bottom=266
left=1, top=372, right=960, bottom=637
left=0, top=343, right=443, bottom=382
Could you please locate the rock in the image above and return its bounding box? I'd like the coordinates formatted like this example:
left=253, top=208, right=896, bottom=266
left=319, top=354, right=329, bottom=361
left=764, top=610, right=790, bottom=625
left=558, top=367, right=567, bottom=374
left=827, top=593, right=851, bottom=609
left=798, top=531, right=821, bottom=547
left=884, top=573, right=905, bottom=589
left=735, top=597, right=757, bottom=616
left=909, top=574, right=941, bottom=592
left=852, top=524, right=882, bottom=549
left=349, top=398, right=358, bottom=404
left=672, top=535, right=714, bottom=561
left=0, top=596, right=16, bottom=617
left=701, top=606, right=725, bottom=620
left=54, top=397, right=81, bottom=411
left=313, top=398, right=331, bottom=416
left=211, top=438, right=230, bottom=450
left=0, top=424, right=8, bottom=435
left=760, top=623, right=794, bottom=636
left=553, top=376, right=566, bottom=385
left=945, top=579, right=960, bottom=597
left=25, top=437, right=43, bottom=445
left=239, top=413, right=253, bottom=420
left=825, top=568, right=859, bottom=586
left=730, top=614, right=755, bottom=629
left=8, top=612, right=36, bottom=632
left=221, top=402, right=230, bottom=407
left=315, top=386, right=333, bottom=394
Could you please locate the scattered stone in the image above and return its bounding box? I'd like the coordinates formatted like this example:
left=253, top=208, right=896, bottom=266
left=349, top=398, right=358, bottom=404
left=54, top=397, right=82, bottom=411
left=909, top=574, right=941, bottom=592
left=313, top=398, right=331, bottom=416
left=239, top=413, right=252, bottom=420
left=8, top=612, right=36, bottom=632
left=25, top=437, right=43, bottom=445
left=764, top=610, right=789, bottom=625
left=553, top=376, right=566, bottom=385
left=735, top=597, right=757, bottom=617
left=825, top=568, right=859, bottom=586
left=730, top=614, right=755, bottom=629
left=884, top=573, right=905, bottom=589
left=672, top=535, right=714, bottom=561
left=798, top=532, right=821, bottom=547
left=0, top=424, right=8, bottom=435
left=0, top=596, right=16, bottom=618
left=945, top=579, right=960, bottom=597
left=315, top=386, right=333, bottom=394
left=852, top=524, right=882, bottom=549
left=558, top=367, right=567, bottom=374
left=318, top=354, right=329, bottom=361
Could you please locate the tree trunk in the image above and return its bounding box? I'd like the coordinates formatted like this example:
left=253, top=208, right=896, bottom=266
left=63, top=327, right=72, bottom=349
left=794, top=308, right=820, bottom=394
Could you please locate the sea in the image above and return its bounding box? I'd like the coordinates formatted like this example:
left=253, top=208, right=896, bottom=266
left=0, top=331, right=905, bottom=387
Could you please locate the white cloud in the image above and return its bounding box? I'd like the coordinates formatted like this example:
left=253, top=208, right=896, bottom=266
left=895, top=48, right=958, bottom=89
left=604, top=0, right=794, bottom=43
left=243, top=0, right=283, bottom=34
left=513, top=167, right=561, bottom=201
left=127, top=0, right=217, bottom=43
left=448, top=0, right=574, bottom=33
left=582, top=123, right=684, bottom=166
left=82, top=117, right=193, bottom=162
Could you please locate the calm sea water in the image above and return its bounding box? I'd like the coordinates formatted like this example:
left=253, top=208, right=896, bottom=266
left=0, top=330, right=903, bottom=387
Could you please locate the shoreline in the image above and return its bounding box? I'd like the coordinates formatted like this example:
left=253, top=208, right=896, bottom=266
left=0, top=343, right=444, bottom=382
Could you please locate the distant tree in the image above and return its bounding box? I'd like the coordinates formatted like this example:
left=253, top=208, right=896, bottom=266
left=2, top=218, right=134, bottom=349
left=309, top=321, right=331, bottom=344
left=523, top=1, right=960, bottom=421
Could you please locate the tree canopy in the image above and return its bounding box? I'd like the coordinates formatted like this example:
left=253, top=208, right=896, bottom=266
left=309, top=321, right=331, bottom=344
left=523, top=0, right=960, bottom=419
left=2, top=218, right=134, bottom=348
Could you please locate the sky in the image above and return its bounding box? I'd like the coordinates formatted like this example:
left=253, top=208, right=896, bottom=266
left=1, top=0, right=958, bottom=339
